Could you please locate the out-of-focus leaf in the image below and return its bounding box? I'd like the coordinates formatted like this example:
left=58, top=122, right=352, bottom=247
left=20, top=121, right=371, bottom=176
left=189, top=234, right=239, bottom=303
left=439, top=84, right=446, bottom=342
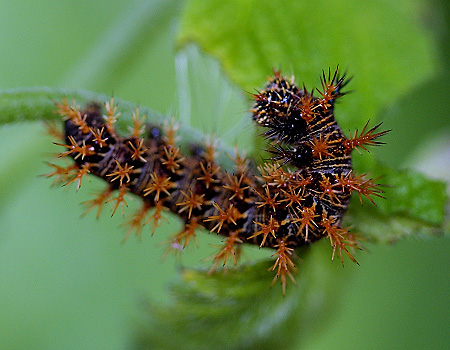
left=60, top=0, right=182, bottom=89
left=134, top=243, right=344, bottom=350
left=179, top=0, right=437, bottom=128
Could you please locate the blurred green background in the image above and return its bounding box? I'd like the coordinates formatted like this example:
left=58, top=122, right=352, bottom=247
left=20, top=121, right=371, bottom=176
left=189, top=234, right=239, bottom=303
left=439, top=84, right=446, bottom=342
left=0, top=0, right=449, bottom=349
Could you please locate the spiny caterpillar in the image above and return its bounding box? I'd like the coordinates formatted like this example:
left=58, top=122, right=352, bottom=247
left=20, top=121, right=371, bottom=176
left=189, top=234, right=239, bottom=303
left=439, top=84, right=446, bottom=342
left=45, top=67, right=389, bottom=294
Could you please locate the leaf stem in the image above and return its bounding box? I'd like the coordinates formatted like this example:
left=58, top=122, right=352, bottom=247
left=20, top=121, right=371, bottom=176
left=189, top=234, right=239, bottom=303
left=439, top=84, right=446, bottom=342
left=0, top=87, right=235, bottom=167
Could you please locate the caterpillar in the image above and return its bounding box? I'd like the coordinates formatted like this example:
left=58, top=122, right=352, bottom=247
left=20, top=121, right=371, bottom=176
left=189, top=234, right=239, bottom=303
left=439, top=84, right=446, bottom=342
left=45, top=67, right=389, bottom=294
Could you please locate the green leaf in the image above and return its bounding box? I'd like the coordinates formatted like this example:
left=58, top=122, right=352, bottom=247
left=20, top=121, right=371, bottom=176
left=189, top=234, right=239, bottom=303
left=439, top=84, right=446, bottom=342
left=179, top=0, right=437, bottom=128
left=345, top=161, right=449, bottom=244
left=134, top=243, right=345, bottom=350
left=377, top=167, right=447, bottom=226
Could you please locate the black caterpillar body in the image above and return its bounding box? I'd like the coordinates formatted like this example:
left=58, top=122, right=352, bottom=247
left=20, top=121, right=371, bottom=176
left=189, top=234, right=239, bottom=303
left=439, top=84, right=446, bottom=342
left=48, top=67, right=388, bottom=292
